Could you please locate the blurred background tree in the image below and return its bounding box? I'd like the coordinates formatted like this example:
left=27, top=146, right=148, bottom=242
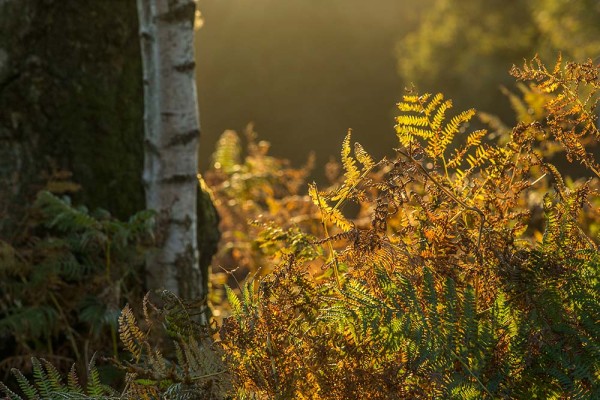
left=196, top=0, right=600, bottom=177
left=397, top=0, right=539, bottom=121
left=398, top=0, right=600, bottom=124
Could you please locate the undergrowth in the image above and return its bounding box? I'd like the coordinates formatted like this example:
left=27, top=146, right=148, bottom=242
left=2, top=55, right=599, bottom=399
left=220, top=55, right=600, bottom=399
left=0, top=191, right=154, bottom=380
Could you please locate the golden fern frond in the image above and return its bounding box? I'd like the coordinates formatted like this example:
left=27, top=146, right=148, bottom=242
left=342, top=130, right=360, bottom=183
left=308, top=183, right=353, bottom=232
left=395, top=92, right=477, bottom=165
left=442, top=109, right=476, bottom=145
left=430, top=98, right=452, bottom=131
left=326, top=130, right=375, bottom=203
left=397, top=101, right=424, bottom=113
left=212, top=130, right=242, bottom=173
left=402, top=93, right=425, bottom=103
left=424, top=93, right=444, bottom=117
left=395, top=114, right=430, bottom=128
left=330, top=130, right=364, bottom=203
left=118, top=304, right=146, bottom=361
left=465, top=129, right=487, bottom=148
left=448, top=129, right=488, bottom=170
left=354, top=142, right=375, bottom=170
left=464, top=145, right=491, bottom=169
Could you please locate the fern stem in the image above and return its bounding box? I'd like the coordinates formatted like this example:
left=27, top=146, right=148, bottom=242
left=508, top=146, right=523, bottom=188
left=332, top=165, right=374, bottom=212
left=314, top=185, right=341, bottom=288
left=529, top=173, right=547, bottom=187
left=190, top=370, right=228, bottom=381
left=442, top=154, right=449, bottom=181
left=105, top=240, right=111, bottom=280
left=48, top=292, right=81, bottom=361
left=450, top=349, right=494, bottom=398
left=398, top=149, right=486, bottom=257
left=111, top=324, right=118, bottom=359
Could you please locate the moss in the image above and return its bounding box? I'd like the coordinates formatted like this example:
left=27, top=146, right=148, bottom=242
left=37, top=1, right=145, bottom=218
left=0, top=0, right=144, bottom=230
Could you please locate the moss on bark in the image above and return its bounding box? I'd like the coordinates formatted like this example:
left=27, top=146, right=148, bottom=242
left=0, top=0, right=144, bottom=236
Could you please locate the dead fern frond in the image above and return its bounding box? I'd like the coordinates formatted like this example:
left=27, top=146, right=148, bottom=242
left=118, top=304, right=145, bottom=362
left=511, top=55, right=600, bottom=177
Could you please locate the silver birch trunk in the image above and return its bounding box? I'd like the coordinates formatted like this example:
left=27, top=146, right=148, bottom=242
left=137, top=0, right=203, bottom=298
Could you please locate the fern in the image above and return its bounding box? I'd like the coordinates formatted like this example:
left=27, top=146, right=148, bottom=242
left=0, top=191, right=154, bottom=378
left=395, top=92, right=476, bottom=176
left=511, top=55, right=600, bottom=178
left=0, top=355, right=116, bottom=400
left=212, top=130, right=242, bottom=174
left=219, top=55, right=600, bottom=399
left=114, top=292, right=230, bottom=399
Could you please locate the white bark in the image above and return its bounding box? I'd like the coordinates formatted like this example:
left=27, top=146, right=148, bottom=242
left=137, top=0, right=202, bottom=298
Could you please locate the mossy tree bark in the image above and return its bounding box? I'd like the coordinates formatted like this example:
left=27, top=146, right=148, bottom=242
left=0, top=0, right=145, bottom=231
left=0, top=0, right=218, bottom=299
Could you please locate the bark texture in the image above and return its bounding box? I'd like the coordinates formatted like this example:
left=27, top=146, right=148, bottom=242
left=0, top=0, right=219, bottom=299
left=0, top=0, right=145, bottom=236
left=137, top=0, right=211, bottom=299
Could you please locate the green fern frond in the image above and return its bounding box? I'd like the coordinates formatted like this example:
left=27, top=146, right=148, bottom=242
left=0, top=306, right=58, bottom=339
left=35, top=191, right=100, bottom=233
left=241, top=281, right=255, bottom=315
left=2, top=356, right=112, bottom=400
left=225, top=285, right=243, bottom=320
left=67, top=364, right=84, bottom=394
left=40, top=359, right=67, bottom=395
left=85, top=354, right=103, bottom=397
left=0, top=382, right=22, bottom=400
left=212, top=130, right=242, bottom=174
left=13, top=368, right=39, bottom=399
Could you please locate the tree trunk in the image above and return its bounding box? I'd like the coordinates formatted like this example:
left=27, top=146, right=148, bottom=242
left=0, top=0, right=219, bottom=300
left=0, top=0, right=145, bottom=235
left=137, top=0, right=209, bottom=299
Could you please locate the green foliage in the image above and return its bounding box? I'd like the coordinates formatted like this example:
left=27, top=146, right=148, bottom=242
left=204, top=125, right=318, bottom=314
left=397, top=0, right=600, bottom=123
left=0, top=191, right=154, bottom=376
left=0, top=355, right=118, bottom=400
left=114, top=292, right=230, bottom=399
left=1, top=292, right=230, bottom=399
left=3, top=56, right=600, bottom=399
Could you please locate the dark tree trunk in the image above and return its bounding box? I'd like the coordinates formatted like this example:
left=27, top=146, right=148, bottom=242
left=0, top=0, right=145, bottom=233
left=0, top=0, right=219, bottom=298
